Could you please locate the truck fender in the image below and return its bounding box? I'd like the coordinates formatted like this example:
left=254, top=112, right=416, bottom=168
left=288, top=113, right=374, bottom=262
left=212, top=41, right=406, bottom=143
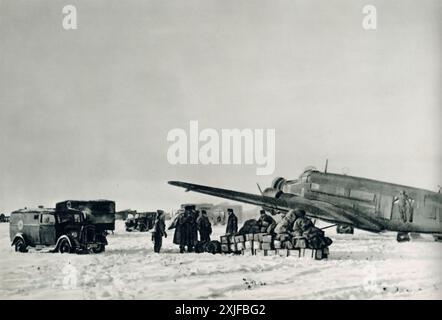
left=54, top=235, right=73, bottom=251
left=11, top=233, right=26, bottom=246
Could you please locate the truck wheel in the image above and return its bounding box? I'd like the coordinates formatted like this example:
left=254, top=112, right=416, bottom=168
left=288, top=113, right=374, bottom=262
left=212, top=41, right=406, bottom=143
left=14, top=238, right=27, bottom=253
left=138, top=223, right=147, bottom=232
left=58, top=239, right=72, bottom=253
left=92, top=244, right=105, bottom=254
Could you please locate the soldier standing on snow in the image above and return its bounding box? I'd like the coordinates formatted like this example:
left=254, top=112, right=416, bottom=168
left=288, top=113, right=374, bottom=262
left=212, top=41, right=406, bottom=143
left=225, top=208, right=238, bottom=235
left=172, top=205, right=197, bottom=253
left=197, top=210, right=212, bottom=242
left=152, top=210, right=167, bottom=253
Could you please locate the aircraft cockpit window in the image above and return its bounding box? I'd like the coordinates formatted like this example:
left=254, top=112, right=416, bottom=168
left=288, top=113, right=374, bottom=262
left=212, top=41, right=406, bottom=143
left=311, top=183, right=346, bottom=197
left=349, top=190, right=375, bottom=202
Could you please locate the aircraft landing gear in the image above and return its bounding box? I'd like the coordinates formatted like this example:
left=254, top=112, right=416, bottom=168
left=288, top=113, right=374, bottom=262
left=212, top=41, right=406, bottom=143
left=336, top=225, right=354, bottom=234
left=396, top=232, right=410, bottom=242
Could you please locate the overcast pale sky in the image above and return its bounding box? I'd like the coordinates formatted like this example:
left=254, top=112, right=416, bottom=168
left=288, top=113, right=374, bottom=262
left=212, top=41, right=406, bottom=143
left=0, top=0, right=440, bottom=213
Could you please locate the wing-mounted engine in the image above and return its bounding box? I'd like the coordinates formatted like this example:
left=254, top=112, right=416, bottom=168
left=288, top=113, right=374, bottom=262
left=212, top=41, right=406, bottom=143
left=271, top=177, right=286, bottom=191
left=262, top=187, right=283, bottom=199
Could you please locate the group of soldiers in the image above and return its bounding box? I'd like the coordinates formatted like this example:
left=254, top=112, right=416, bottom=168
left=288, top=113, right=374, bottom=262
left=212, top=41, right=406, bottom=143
left=150, top=205, right=240, bottom=253
left=171, top=205, right=213, bottom=253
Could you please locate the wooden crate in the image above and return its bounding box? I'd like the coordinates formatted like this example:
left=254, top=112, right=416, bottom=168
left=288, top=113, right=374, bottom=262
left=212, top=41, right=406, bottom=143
left=253, top=241, right=261, bottom=250
left=245, top=233, right=254, bottom=241
left=283, top=241, right=294, bottom=249
left=277, top=233, right=290, bottom=242
left=220, top=235, right=229, bottom=244
left=266, top=250, right=276, bottom=256
left=255, top=249, right=265, bottom=256
left=253, top=233, right=266, bottom=241
left=277, top=249, right=288, bottom=257
left=221, top=244, right=230, bottom=253
left=244, top=241, right=253, bottom=250
left=236, top=242, right=245, bottom=251
left=261, top=242, right=273, bottom=250
left=273, top=240, right=281, bottom=249
left=287, top=249, right=300, bottom=257
left=294, top=238, right=307, bottom=249
left=262, top=235, right=273, bottom=243
left=234, top=235, right=245, bottom=243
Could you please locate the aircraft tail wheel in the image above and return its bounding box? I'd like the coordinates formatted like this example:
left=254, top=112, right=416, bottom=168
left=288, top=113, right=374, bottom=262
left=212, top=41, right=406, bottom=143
left=396, top=232, right=411, bottom=242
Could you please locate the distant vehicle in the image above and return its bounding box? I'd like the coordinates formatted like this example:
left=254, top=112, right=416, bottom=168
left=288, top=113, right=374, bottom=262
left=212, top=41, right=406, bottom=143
left=0, top=213, right=9, bottom=223
left=10, top=200, right=115, bottom=254
left=125, top=211, right=157, bottom=232
left=169, top=166, right=442, bottom=242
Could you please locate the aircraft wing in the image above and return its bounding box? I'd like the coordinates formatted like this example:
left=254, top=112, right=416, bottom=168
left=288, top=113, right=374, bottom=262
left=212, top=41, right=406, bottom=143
left=168, top=180, right=291, bottom=212
left=168, top=181, right=385, bottom=232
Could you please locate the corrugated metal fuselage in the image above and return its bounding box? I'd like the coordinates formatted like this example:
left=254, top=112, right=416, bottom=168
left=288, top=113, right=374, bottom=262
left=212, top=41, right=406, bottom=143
left=281, top=171, right=442, bottom=234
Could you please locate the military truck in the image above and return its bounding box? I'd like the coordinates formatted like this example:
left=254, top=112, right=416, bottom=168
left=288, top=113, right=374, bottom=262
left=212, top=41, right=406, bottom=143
left=0, top=213, right=9, bottom=223
left=125, top=211, right=157, bottom=232
left=10, top=200, right=115, bottom=254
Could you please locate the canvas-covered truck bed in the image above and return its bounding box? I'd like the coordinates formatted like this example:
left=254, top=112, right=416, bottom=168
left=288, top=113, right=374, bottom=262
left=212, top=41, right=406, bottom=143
left=55, top=200, right=116, bottom=231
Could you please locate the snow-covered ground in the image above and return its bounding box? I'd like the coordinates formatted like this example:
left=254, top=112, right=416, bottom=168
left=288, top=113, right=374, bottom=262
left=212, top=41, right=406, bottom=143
left=0, top=221, right=441, bottom=300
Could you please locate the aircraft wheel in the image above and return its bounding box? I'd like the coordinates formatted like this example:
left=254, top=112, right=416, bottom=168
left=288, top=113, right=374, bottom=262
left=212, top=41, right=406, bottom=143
left=396, top=232, right=410, bottom=242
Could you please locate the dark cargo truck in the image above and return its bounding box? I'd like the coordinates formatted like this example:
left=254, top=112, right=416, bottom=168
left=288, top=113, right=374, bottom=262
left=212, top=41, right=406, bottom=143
left=10, top=200, right=115, bottom=254
left=125, top=211, right=157, bottom=232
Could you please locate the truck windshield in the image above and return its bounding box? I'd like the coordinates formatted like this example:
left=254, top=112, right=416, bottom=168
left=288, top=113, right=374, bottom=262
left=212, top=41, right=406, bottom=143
left=57, top=213, right=82, bottom=224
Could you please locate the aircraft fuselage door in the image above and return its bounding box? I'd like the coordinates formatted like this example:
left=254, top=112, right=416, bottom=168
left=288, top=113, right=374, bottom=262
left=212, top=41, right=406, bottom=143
left=378, top=195, right=393, bottom=220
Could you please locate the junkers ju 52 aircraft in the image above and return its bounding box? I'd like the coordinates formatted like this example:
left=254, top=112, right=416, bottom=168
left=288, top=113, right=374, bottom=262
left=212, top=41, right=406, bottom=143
left=169, top=166, right=442, bottom=242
